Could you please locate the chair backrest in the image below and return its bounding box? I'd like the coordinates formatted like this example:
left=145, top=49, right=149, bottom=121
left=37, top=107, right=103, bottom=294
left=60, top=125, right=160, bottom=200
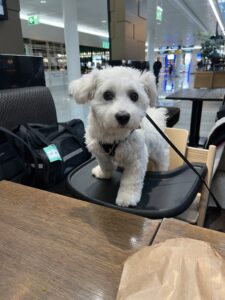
left=186, top=145, right=216, bottom=226
left=165, top=127, right=189, bottom=170
left=157, top=127, right=216, bottom=226
left=0, top=86, right=57, bottom=129
left=163, top=128, right=215, bottom=189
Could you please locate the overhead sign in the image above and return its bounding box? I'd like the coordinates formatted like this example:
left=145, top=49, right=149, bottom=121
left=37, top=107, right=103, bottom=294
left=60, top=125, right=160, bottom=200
left=156, top=6, right=163, bottom=22
left=175, top=49, right=182, bottom=54
left=102, top=40, right=109, bottom=49
left=28, top=15, right=40, bottom=25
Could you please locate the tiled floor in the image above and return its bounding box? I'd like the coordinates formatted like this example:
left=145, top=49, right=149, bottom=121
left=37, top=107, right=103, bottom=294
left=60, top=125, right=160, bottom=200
left=45, top=71, right=89, bottom=126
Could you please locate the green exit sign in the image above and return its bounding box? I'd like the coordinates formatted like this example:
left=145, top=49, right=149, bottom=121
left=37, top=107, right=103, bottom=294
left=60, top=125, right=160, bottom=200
left=156, top=6, right=163, bottom=22
left=28, top=15, right=40, bottom=25
left=102, top=41, right=109, bottom=49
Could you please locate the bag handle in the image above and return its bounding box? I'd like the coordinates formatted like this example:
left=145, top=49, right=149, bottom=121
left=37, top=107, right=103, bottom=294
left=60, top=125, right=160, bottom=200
left=24, top=122, right=87, bottom=152
left=24, top=124, right=51, bottom=146
left=59, top=122, right=86, bottom=149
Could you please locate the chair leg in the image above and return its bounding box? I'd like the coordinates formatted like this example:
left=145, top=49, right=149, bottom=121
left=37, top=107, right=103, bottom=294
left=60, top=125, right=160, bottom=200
left=197, top=186, right=209, bottom=226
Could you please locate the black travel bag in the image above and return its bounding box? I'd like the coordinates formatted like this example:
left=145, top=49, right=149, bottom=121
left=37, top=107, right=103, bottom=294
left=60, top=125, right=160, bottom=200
left=14, top=119, right=91, bottom=188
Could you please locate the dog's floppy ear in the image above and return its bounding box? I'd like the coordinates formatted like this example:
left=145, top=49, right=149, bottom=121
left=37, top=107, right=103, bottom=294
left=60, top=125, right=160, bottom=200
left=69, top=70, right=99, bottom=103
left=139, top=71, right=157, bottom=107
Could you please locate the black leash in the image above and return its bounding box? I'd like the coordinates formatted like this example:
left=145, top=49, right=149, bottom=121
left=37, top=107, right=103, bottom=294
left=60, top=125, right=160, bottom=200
left=145, top=113, right=221, bottom=209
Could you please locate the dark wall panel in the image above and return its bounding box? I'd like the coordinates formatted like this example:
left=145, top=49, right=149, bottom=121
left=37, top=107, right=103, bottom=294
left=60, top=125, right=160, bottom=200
left=0, top=0, right=24, bottom=54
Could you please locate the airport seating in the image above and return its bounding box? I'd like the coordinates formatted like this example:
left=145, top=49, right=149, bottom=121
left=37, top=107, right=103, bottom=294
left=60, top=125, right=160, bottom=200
left=0, top=86, right=57, bottom=129
left=0, top=86, right=73, bottom=196
left=165, top=128, right=216, bottom=226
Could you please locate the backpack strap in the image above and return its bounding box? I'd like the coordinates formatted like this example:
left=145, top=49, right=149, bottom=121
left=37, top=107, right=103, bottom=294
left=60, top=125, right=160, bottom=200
left=0, top=126, right=38, bottom=168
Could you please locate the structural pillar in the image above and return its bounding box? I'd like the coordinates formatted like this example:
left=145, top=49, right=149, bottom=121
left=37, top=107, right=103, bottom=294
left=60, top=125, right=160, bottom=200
left=109, top=0, right=147, bottom=61
left=191, top=50, right=198, bottom=74
left=63, top=0, right=81, bottom=84
left=147, top=0, right=157, bottom=71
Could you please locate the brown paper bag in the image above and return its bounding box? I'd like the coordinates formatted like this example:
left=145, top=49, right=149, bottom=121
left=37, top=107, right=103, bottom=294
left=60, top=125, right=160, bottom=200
left=117, top=238, right=225, bottom=300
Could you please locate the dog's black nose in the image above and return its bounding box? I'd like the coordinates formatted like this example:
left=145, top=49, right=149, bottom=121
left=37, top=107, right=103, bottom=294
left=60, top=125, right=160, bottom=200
left=115, top=111, right=130, bottom=125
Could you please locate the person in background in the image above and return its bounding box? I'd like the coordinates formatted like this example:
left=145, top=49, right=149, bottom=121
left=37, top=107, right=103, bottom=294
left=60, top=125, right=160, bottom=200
left=96, top=62, right=102, bottom=70
left=168, top=62, right=173, bottom=77
left=197, top=60, right=203, bottom=71
left=153, top=57, right=162, bottom=85
left=81, top=63, right=89, bottom=74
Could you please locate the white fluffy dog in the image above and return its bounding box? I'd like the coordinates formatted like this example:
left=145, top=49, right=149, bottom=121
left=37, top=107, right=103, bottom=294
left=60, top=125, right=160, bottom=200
left=70, top=67, right=169, bottom=207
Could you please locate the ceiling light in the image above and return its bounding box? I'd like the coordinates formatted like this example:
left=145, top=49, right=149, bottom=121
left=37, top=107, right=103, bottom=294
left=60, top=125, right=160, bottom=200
left=208, top=0, right=225, bottom=35
left=20, top=13, right=109, bottom=38
left=101, top=20, right=107, bottom=23
left=40, top=0, right=47, bottom=3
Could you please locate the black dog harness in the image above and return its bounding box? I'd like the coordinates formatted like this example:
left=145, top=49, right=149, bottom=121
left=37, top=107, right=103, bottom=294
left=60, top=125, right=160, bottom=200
left=99, top=129, right=135, bottom=156
left=99, top=141, right=119, bottom=156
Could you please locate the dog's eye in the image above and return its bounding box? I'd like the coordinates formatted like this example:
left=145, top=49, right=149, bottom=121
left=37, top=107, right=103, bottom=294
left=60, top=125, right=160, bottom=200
left=103, top=91, right=114, bottom=101
left=129, top=91, right=139, bottom=102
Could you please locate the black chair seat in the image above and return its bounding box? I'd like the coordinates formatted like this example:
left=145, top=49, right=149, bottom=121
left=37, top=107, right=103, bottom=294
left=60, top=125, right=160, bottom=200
left=67, top=158, right=207, bottom=219
left=165, top=107, right=180, bottom=127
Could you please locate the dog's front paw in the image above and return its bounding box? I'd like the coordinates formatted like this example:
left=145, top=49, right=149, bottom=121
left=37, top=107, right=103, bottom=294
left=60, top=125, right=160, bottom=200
left=92, top=165, right=112, bottom=179
left=116, top=192, right=140, bottom=207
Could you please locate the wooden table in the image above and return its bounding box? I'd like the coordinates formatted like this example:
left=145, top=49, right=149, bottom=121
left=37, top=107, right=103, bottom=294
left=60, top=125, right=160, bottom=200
left=166, top=88, right=225, bottom=146
left=0, top=181, right=160, bottom=300
left=153, top=218, right=225, bottom=259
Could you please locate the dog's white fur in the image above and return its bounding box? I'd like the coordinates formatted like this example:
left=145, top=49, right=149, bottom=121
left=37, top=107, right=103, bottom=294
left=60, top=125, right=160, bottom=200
left=70, top=66, right=169, bottom=207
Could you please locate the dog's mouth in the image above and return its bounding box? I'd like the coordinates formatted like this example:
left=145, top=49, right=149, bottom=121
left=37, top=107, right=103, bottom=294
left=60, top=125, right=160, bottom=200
left=118, top=123, right=128, bottom=128
left=115, top=122, right=131, bottom=129
left=104, top=124, right=132, bottom=134
left=101, top=117, right=138, bottom=132
left=117, top=118, right=142, bottom=130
